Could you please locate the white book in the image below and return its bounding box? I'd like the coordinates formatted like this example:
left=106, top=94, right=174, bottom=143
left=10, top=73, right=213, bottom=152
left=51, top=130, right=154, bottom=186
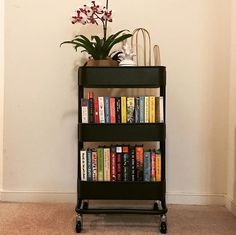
left=159, top=96, right=164, bottom=123
left=103, top=147, right=111, bottom=181
left=98, top=97, right=105, bottom=123
left=81, top=98, right=89, bottom=123
left=80, top=150, right=87, bottom=181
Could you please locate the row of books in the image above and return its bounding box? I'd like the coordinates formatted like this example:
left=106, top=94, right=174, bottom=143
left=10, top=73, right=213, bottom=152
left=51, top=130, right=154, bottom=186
left=80, top=145, right=161, bottom=182
left=81, top=91, right=164, bottom=124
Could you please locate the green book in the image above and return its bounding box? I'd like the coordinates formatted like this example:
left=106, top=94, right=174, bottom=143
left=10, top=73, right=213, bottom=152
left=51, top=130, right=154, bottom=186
left=97, top=147, right=104, bottom=181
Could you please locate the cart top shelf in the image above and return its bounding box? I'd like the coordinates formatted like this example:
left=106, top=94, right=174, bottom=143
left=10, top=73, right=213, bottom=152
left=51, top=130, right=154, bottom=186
left=78, top=66, right=166, bottom=88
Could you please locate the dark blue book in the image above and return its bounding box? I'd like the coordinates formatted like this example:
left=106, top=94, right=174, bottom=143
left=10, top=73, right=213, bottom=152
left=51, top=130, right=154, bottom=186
left=130, top=146, right=136, bottom=181
left=144, top=151, right=151, bottom=181
left=87, top=148, right=93, bottom=181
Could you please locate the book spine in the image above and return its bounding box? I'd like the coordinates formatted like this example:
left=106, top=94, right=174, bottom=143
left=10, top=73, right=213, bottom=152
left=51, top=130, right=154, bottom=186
left=144, top=96, right=149, bottom=123
left=97, top=147, right=104, bottom=181
left=159, top=96, right=164, bottom=123
left=122, top=145, right=130, bottom=181
left=104, top=96, right=110, bottom=123
left=103, top=147, right=111, bottom=181
left=109, top=97, right=116, bottom=123
left=88, top=91, right=94, bottom=123
left=87, top=148, right=93, bottom=181
left=115, top=97, right=121, bottom=123
left=98, top=97, right=105, bottom=123
left=136, top=145, right=144, bottom=181
left=135, top=96, right=140, bottom=123
left=127, top=97, right=135, bottom=123
left=144, top=151, right=151, bottom=182
left=94, top=97, right=99, bottom=123
left=130, top=147, right=136, bottom=181
left=110, top=145, right=117, bottom=181
left=121, top=96, right=127, bottom=123
left=80, top=150, right=87, bottom=181
left=92, top=150, right=97, bottom=181
left=139, top=96, right=145, bottom=123
left=155, top=97, right=160, bottom=123
left=149, top=96, right=155, bottom=123
left=81, top=98, right=89, bottom=123
left=156, top=150, right=161, bottom=182
left=151, top=150, right=156, bottom=182
left=116, top=146, right=123, bottom=181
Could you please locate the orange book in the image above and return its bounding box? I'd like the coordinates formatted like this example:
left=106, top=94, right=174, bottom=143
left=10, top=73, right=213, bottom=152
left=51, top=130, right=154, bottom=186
left=135, top=145, right=144, bottom=181
left=156, top=151, right=161, bottom=182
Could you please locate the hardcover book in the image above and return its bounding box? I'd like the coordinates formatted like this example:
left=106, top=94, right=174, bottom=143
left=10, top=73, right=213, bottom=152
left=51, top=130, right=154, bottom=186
left=115, top=97, right=121, bottom=123
left=80, top=150, right=87, bottom=181
left=110, top=145, right=117, bottom=181
left=87, top=148, right=93, bottom=181
left=122, top=145, right=130, bottom=181
left=139, top=96, right=145, bottom=123
left=104, top=96, right=110, bottom=123
left=144, top=151, right=151, bottom=181
left=94, top=97, right=99, bottom=123
left=81, top=98, right=89, bottom=123
left=92, top=149, right=97, bottom=181
left=88, top=91, right=94, bottom=123
left=121, top=96, right=127, bottom=123
left=135, top=96, right=140, bottom=123
left=135, top=145, right=144, bottom=181
left=109, top=97, right=116, bottom=123
left=98, top=97, right=105, bottom=123
left=104, top=147, right=111, bottom=181
left=127, top=97, right=135, bottom=123
left=116, top=145, right=123, bottom=181
left=156, top=150, right=161, bottom=182
left=97, top=147, right=104, bottom=181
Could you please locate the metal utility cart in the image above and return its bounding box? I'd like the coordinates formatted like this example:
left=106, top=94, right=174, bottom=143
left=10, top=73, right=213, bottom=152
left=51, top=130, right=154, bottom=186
left=76, top=66, right=168, bottom=233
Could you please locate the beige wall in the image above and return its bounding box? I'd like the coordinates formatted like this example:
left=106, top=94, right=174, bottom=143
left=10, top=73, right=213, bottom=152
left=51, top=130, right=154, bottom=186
left=1, top=0, right=232, bottom=203
left=227, top=0, right=236, bottom=214
left=0, top=0, right=4, bottom=198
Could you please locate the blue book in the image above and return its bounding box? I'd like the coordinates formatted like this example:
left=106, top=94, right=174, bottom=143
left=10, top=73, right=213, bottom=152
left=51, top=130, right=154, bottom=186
left=139, top=96, right=145, bottom=123
left=87, top=149, right=93, bottom=181
left=104, top=96, right=110, bottom=123
left=144, top=151, right=151, bottom=181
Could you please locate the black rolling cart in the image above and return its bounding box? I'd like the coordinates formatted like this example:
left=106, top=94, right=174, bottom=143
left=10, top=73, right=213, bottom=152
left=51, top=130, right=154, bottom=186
left=76, top=66, right=168, bottom=233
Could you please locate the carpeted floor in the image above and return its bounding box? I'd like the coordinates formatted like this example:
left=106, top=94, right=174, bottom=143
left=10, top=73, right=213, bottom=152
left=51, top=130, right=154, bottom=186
left=0, top=202, right=236, bottom=235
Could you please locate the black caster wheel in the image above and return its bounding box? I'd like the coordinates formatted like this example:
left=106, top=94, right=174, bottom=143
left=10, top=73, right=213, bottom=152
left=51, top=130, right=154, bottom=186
left=83, top=201, right=89, bottom=210
left=76, top=220, right=82, bottom=233
left=75, top=215, right=83, bottom=233
left=160, top=221, right=167, bottom=234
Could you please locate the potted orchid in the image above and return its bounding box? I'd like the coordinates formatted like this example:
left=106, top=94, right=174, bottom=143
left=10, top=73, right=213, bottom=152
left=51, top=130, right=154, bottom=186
left=61, top=0, right=132, bottom=66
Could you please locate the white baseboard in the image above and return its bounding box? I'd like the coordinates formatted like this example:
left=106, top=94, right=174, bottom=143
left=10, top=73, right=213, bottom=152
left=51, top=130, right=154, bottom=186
left=225, top=195, right=236, bottom=216
left=167, top=191, right=226, bottom=205
left=0, top=190, right=226, bottom=205
left=0, top=190, right=77, bottom=203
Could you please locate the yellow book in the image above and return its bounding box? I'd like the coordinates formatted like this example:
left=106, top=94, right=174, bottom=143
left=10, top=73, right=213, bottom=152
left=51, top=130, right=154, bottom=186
left=121, top=96, right=127, bottom=123
left=156, top=151, right=161, bottom=182
left=149, top=96, right=155, bottom=123
left=144, top=96, right=149, bottom=123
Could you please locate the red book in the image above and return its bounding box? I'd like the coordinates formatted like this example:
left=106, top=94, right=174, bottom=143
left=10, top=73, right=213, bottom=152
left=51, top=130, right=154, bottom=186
left=94, top=97, right=99, bottom=123
left=110, top=97, right=116, bottom=123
